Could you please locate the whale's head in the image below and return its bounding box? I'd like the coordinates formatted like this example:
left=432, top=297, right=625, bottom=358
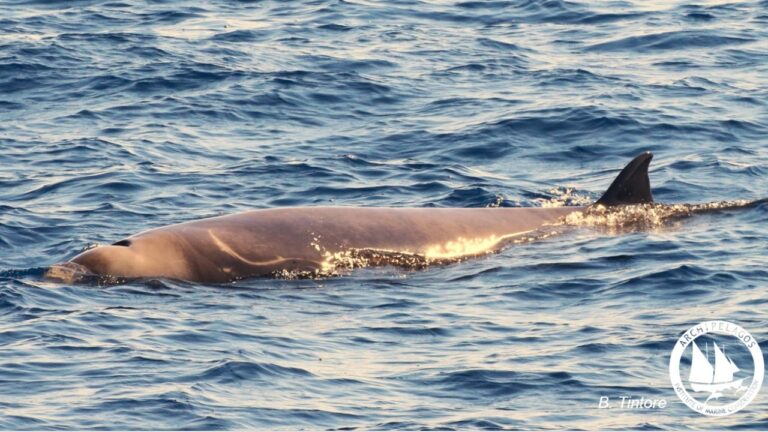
left=44, top=241, right=143, bottom=283
left=71, top=241, right=141, bottom=276
left=46, top=235, right=190, bottom=283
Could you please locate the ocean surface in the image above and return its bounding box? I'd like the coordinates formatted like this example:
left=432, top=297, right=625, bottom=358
left=1, top=0, right=767, bottom=429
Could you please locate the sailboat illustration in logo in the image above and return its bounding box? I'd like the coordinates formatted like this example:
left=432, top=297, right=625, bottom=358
left=688, top=341, right=745, bottom=402
left=671, top=321, right=764, bottom=416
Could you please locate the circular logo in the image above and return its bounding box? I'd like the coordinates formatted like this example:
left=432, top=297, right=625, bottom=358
left=670, top=320, right=763, bottom=416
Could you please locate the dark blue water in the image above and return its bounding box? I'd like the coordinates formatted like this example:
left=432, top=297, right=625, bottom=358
left=1, top=0, right=767, bottom=429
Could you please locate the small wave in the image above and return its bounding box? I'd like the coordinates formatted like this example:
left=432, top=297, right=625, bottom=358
left=686, top=12, right=715, bottom=21
left=453, top=0, right=641, bottom=25
left=363, top=325, right=450, bottom=337
left=585, top=30, right=754, bottom=52
left=0, top=267, right=48, bottom=280
left=609, top=264, right=742, bottom=301
left=476, top=37, right=527, bottom=52
left=187, top=360, right=313, bottom=384
left=209, top=29, right=270, bottom=43
left=422, top=368, right=583, bottom=400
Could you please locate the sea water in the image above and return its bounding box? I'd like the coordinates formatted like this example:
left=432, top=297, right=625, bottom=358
left=0, top=0, right=767, bottom=429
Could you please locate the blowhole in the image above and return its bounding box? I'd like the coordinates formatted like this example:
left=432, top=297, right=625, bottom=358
left=112, top=239, right=132, bottom=247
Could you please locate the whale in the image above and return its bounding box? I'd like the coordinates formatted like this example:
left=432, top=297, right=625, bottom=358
left=45, top=152, right=666, bottom=283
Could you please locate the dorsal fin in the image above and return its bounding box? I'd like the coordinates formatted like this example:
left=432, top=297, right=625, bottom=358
left=595, top=152, right=654, bottom=206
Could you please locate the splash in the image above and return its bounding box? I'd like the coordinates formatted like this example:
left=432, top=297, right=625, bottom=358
left=562, top=200, right=753, bottom=230
left=486, top=194, right=505, bottom=208
left=487, top=188, right=594, bottom=209
left=536, top=187, right=595, bottom=208
left=270, top=248, right=432, bottom=280
left=277, top=229, right=566, bottom=279
left=44, top=262, right=124, bottom=285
